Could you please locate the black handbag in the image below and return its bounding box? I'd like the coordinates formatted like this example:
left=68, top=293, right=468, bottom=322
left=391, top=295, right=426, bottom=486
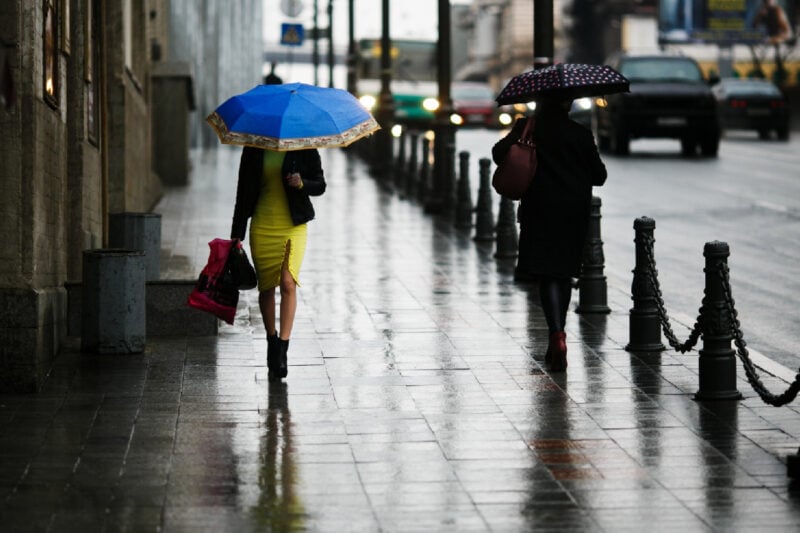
left=226, top=240, right=258, bottom=290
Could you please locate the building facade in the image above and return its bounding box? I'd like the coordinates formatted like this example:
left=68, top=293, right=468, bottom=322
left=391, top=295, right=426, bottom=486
left=0, top=0, right=262, bottom=392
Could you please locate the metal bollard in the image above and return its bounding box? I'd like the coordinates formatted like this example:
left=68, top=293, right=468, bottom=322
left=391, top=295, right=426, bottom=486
left=626, top=217, right=665, bottom=351
left=444, top=143, right=457, bottom=213
left=474, top=158, right=494, bottom=242
left=395, top=131, right=407, bottom=190
left=695, top=241, right=742, bottom=401
left=81, top=249, right=146, bottom=354
left=576, top=197, right=610, bottom=314
left=419, top=137, right=431, bottom=204
left=455, top=151, right=473, bottom=229
left=407, top=131, right=420, bottom=197
left=494, top=196, right=518, bottom=259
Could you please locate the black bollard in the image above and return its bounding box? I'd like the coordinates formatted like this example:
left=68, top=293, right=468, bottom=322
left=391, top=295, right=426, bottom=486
left=419, top=137, right=431, bottom=204
left=626, top=217, right=665, bottom=352
left=444, top=142, right=457, bottom=213
left=395, top=130, right=407, bottom=190
left=407, top=131, right=420, bottom=197
left=474, top=158, right=494, bottom=242
left=695, top=241, right=742, bottom=401
left=576, top=197, right=610, bottom=314
left=494, top=196, right=518, bottom=259
left=455, top=151, right=473, bottom=229
left=788, top=449, right=800, bottom=479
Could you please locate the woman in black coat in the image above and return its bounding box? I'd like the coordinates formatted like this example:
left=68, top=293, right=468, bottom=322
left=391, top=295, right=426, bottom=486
left=492, top=97, right=607, bottom=371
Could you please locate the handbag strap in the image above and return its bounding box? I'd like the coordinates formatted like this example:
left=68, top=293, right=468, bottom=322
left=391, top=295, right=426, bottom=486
left=519, top=117, right=536, bottom=146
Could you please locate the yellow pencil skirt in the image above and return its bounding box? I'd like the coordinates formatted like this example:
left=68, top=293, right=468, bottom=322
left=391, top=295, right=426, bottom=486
left=249, top=222, right=307, bottom=291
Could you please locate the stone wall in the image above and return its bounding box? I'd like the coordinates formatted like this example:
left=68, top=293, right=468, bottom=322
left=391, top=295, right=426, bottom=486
left=167, top=0, right=264, bottom=148
left=0, top=0, right=71, bottom=391
left=0, top=0, right=264, bottom=392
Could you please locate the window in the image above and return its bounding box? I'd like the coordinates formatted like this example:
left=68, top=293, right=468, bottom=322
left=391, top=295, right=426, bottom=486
left=86, top=0, right=100, bottom=144
left=43, top=0, right=58, bottom=105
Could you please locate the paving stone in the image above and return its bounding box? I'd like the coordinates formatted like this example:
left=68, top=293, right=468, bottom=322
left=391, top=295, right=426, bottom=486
left=3, top=147, right=800, bottom=531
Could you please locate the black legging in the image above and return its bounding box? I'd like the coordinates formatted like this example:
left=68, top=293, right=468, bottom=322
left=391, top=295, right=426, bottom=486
left=539, top=275, right=572, bottom=334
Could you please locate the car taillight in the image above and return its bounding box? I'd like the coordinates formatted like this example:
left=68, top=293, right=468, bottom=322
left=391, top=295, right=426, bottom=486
left=729, top=99, right=746, bottom=108
left=770, top=100, right=786, bottom=108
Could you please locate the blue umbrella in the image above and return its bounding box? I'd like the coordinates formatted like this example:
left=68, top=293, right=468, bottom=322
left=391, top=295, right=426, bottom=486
left=207, top=82, right=380, bottom=151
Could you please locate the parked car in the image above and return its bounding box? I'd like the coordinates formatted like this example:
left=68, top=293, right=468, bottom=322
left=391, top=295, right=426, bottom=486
left=593, top=53, right=721, bottom=156
left=711, top=78, right=790, bottom=140
left=450, top=82, right=499, bottom=128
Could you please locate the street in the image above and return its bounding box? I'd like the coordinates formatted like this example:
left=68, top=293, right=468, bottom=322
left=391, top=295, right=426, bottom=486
left=455, top=128, right=800, bottom=372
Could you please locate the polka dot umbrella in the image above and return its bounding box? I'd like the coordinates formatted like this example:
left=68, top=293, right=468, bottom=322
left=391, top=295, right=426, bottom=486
left=496, top=63, right=629, bottom=105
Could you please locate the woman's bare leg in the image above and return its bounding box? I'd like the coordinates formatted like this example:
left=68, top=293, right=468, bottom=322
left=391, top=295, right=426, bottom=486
left=259, top=288, right=277, bottom=336
left=278, top=267, right=297, bottom=340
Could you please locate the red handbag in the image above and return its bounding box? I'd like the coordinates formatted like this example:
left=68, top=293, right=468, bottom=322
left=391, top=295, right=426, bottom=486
left=492, top=117, right=537, bottom=200
left=187, top=238, right=239, bottom=324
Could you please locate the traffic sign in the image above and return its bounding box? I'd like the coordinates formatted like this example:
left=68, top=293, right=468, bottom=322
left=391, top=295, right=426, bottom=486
left=280, top=23, right=304, bottom=46
left=280, top=0, right=304, bottom=18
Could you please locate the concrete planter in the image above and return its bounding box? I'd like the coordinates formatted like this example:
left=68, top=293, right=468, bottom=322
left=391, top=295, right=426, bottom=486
left=81, top=249, right=146, bottom=354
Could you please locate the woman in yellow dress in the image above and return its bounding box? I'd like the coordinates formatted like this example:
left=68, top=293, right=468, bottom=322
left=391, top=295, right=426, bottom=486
left=231, top=146, right=326, bottom=381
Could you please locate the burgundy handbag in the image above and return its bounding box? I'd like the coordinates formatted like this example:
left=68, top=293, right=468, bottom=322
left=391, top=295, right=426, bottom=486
left=492, top=117, right=536, bottom=200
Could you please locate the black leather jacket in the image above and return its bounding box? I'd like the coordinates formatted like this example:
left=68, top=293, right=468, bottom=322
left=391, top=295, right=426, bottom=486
left=230, top=147, right=326, bottom=240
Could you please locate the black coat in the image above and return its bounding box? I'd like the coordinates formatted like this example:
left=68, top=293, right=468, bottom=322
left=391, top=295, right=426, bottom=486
left=230, top=147, right=326, bottom=240
left=492, top=110, right=607, bottom=278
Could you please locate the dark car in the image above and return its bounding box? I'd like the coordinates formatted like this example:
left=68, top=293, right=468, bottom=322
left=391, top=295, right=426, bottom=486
left=593, top=53, right=721, bottom=156
left=711, top=78, right=790, bottom=140
left=450, top=82, right=498, bottom=128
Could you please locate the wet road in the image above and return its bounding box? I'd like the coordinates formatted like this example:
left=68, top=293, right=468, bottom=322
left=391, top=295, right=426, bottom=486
left=456, top=128, right=800, bottom=372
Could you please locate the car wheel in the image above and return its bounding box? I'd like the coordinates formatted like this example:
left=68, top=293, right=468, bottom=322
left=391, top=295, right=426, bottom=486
left=612, top=129, right=629, bottom=156
left=777, top=126, right=790, bottom=141
left=700, top=136, right=719, bottom=157
left=758, top=129, right=770, bottom=140
left=680, top=138, right=696, bottom=156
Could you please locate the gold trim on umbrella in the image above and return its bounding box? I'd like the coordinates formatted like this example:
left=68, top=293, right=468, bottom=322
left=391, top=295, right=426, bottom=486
left=206, top=111, right=381, bottom=151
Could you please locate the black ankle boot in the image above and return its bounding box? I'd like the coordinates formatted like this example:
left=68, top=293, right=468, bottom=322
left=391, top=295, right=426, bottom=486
left=267, top=333, right=280, bottom=381
left=277, top=338, right=289, bottom=379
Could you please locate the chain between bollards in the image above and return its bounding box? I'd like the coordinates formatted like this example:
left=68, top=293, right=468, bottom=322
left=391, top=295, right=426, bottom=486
left=716, top=261, right=800, bottom=406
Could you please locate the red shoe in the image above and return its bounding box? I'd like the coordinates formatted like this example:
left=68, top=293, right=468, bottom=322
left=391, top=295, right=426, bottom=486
left=547, top=331, right=567, bottom=372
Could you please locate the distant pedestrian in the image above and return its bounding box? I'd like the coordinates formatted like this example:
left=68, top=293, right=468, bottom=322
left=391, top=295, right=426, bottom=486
left=264, top=62, right=283, bottom=85
left=492, top=97, right=607, bottom=371
left=752, top=0, right=793, bottom=45
left=231, top=147, right=326, bottom=381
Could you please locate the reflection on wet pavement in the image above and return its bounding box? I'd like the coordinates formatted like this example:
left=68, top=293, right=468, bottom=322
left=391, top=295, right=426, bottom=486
left=1, top=147, right=799, bottom=531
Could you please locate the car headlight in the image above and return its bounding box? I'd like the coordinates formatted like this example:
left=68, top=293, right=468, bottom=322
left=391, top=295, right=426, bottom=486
left=526, top=101, right=537, bottom=111
left=391, top=124, right=403, bottom=137
left=359, top=94, right=377, bottom=110
left=498, top=113, right=513, bottom=126
left=422, top=97, right=440, bottom=112
left=574, top=97, right=592, bottom=111
left=450, top=113, right=464, bottom=126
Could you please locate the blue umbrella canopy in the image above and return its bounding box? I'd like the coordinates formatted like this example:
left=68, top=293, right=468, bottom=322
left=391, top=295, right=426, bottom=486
left=207, top=82, right=380, bottom=151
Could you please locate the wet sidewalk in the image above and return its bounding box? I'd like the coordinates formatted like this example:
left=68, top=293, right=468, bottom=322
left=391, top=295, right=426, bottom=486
left=2, top=146, right=800, bottom=532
